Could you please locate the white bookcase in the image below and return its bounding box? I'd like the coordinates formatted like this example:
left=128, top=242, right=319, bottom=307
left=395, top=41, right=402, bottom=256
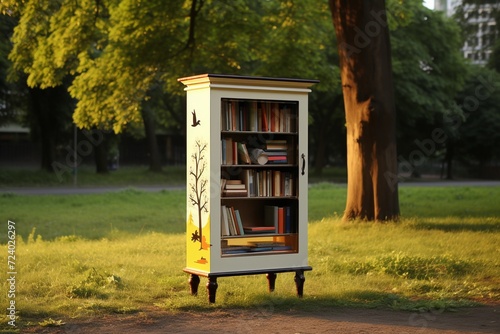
left=178, top=74, right=318, bottom=303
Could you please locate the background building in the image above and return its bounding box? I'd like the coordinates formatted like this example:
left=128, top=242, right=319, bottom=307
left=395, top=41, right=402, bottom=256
left=435, top=0, right=499, bottom=66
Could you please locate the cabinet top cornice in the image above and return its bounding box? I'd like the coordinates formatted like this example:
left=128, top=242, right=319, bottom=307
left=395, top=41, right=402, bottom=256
left=178, top=73, right=319, bottom=91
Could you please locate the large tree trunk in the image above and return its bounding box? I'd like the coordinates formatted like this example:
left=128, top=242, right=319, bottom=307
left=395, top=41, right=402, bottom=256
left=141, top=106, right=162, bottom=172
left=330, top=0, right=399, bottom=220
left=29, top=88, right=58, bottom=172
left=445, top=141, right=454, bottom=180
left=94, top=138, right=109, bottom=174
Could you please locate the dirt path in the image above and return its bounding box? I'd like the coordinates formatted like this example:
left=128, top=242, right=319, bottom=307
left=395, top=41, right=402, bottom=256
left=24, top=305, right=499, bottom=334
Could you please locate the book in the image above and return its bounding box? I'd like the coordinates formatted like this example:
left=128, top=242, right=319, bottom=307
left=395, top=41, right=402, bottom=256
left=266, top=145, right=287, bottom=151
left=234, top=210, right=245, bottom=236
left=230, top=207, right=240, bottom=235
left=261, top=102, right=269, bottom=131
left=267, top=155, right=287, bottom=162
left=271, top=103, right=279, bottom=132
left=265, top=205, right=279, bottom=232
left=223, top=138, right=233, bottom=164
left=273, top=171, right=281, bottom=196
left=233, top=140, right=238, bottom=164
left=221, top=139, right=226, bottom=164
left=221, top=205, right=229, bottom=236
left=242, top=226, right=276, bottom=234
left=223, top=189, right=248, bottom=197
left=241, top=170, right=255, bottom=197
left=237, top=142, right=251, bottom=164
left=249, top=242, right=292, bottom=251
left=225, top=184, right=246, bottom=190
left=227, top=206, right=237, bottom=235
left=278, top=207, right=285, bottom=234
left=267, top=156, right=288, bottom=164
left=222, top=246, right=251, bottom=254
left=250, top=101, right=258, bottom=131
left=231, top=100, right=237, bottom=131
left=285, top=206, right=292, bottom=233
left=265, top=150, right=287, bottom=156
left=249, top=246, right=274, bottom=252
left=226, top=179, right=243, bottom=184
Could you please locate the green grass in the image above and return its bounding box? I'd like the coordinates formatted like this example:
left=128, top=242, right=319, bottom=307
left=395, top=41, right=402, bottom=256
left=0, top=165, right=186, bottom=188
left=0, top=184, right=499, bottom=331
left=0, top=189, right=184, bottom=241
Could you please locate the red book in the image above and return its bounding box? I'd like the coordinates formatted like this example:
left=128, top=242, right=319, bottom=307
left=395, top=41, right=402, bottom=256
left=268, top=156, right=287, bottom=161
left=243, top=226, right=276, bottom=233
left=278, top=207, right=284, bottom=234
left=262, top=103, right=269, bottom=131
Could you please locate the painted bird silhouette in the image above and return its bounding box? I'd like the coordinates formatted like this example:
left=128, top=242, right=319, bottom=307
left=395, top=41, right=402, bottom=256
left=191, top=110, right=201, bottom=127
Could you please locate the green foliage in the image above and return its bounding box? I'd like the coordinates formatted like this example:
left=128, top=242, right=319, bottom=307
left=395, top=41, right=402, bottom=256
left=67, top=268, right=122, bottom=299
left=71, top=0, right=188, bottom=132
left=5, top=0, right=491, bottom=180
left=390, top=2, right=467, bottom=160
left=4, top=0, right=342, bottom=133
left=454, top=65, right=500, bottom=164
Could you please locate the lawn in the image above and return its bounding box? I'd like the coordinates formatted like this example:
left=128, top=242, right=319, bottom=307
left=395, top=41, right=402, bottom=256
left=0, top=165, right=186, bottom=188
left=0, top=177, right=499, bottom=331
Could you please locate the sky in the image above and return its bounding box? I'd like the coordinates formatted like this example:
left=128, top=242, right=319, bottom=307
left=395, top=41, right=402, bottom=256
left=424, top=0, right=435, bottom=9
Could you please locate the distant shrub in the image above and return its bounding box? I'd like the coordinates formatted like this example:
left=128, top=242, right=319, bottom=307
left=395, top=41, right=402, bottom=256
left=55, top=235, right=82, bottom=242
left=346, top=252, right=473, bottom=280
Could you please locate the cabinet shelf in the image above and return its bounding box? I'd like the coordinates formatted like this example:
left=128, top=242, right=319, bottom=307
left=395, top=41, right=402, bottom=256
left=221, top=130, right=298, bottom=135
left=221, top=250, right=297, bottom=257
left=180, top=73, right=317, bottom=303
left=221, top=164, right=297, bottom=168
left=221, top=196, right=298, bottom=200
left=222, top=232, right=297, bottom=239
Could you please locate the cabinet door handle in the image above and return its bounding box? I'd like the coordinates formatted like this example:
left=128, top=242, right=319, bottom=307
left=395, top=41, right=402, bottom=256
left=301, top=154, right=306, bottom=175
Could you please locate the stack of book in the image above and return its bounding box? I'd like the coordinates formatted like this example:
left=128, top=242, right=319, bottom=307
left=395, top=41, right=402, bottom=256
left=265, top=140, right=288, bottom=164
left=221, top=179, right=248, bottom=197
left=249, top=242, right=292, bottom=252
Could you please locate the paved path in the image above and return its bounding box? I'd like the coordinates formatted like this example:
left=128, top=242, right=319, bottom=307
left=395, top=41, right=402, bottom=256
left=399, top=180, right=500, bottom=187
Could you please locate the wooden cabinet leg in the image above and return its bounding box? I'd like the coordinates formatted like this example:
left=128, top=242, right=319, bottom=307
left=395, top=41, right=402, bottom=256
left=294, top=270, right=305, bottom=297
left=188, top=274, right=200, bottom=295
left=266, top=273, right=277, bottom=292
left=206, top=277, right=218, bottom=303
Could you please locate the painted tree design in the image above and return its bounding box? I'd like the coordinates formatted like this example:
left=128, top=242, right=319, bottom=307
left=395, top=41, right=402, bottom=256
left=189, top=140, right=209, bottom=249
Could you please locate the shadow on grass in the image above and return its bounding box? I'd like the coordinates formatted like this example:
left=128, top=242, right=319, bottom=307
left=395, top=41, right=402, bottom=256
left=174, top=290, right=478, bottom=314
left=3, top=290, right=481, bottom=332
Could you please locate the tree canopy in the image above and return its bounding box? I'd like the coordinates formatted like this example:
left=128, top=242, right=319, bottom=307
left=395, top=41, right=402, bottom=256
left=1, top=0, right=498, bottom=180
